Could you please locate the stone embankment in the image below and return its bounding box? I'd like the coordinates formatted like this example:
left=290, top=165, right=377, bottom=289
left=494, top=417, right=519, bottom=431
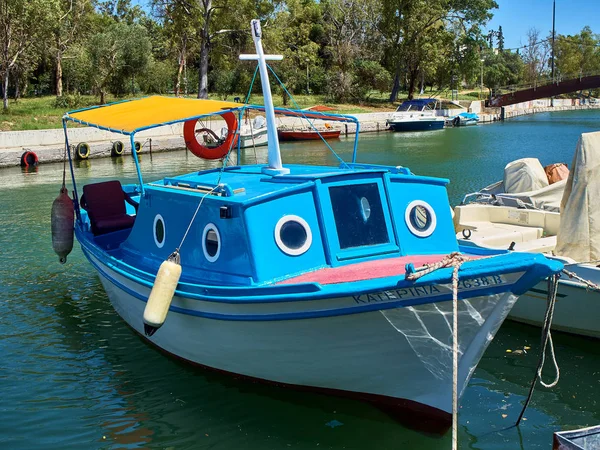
left=0, top=113, right=391, bottom=167
left=1, top=98, right=598, bottom=167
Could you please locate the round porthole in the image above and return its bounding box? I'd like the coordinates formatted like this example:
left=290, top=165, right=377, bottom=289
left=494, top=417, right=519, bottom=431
left=405, top=200, right=437, bottom=237
left=202, top=223, right=221, bottom=262
left=274, top=215, right=312, bottom=256
left=153, top=214, right=165, bottom=248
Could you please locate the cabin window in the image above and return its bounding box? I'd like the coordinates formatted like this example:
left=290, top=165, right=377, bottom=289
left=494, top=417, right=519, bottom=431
left=275, top=215, right=312, bottom=256
left=329, top=183, right=389, bottom=249
left=153, top=214, right=165, bottom=248
left=202, top=223, right=221, bottom=262
left=405, top=200, right=437, bottom=237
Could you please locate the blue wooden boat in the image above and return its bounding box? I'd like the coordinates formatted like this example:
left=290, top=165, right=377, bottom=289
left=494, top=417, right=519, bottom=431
left=58, top=20, right=562, bottom=431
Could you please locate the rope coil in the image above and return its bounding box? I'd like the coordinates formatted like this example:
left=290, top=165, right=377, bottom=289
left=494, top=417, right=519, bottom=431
left=515, top=272, right=560, bottom=426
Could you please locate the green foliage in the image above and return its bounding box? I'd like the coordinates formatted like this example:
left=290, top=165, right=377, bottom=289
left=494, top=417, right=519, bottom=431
left=483, top=50, right=523, bottom=91
left=2, top=0, right=598, bottom=116
left=555, top=27, right=600, bottom=79
left=139, top=59, right=175, bottom=94
left=87, top=22, right=152, bottom=101
left=53, top=93, right=84, bottom=109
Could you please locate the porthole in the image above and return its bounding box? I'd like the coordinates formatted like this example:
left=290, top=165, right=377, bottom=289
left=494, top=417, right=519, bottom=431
left=405, top=200, right=437, bottom=237
left=202, top=223, right=221, bottom=262
left=274, top=215, right=312, bottom=256
left=153, top=214, right=165, bottom=248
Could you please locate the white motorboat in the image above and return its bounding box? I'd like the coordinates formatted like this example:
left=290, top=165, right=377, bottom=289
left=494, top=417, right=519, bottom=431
left=387, top=98, right=446, bottom=132
left=454, top=134, right=600, bottom=338
left=227, top=115, right=268, bottom=148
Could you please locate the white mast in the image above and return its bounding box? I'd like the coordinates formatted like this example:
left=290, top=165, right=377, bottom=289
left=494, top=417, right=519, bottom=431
left=239, top=20, right=289, bottom=175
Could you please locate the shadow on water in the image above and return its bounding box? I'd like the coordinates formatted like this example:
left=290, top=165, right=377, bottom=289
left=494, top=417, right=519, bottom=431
left=1, top=109, right=600, bottom=449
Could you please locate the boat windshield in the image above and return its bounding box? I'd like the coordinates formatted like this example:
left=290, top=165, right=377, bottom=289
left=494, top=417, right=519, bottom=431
left=395, top=100, right=437, bottom=112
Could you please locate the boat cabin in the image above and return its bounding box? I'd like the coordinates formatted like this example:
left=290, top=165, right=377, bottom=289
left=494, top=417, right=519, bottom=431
left=78, top=162, right=458, bottom=286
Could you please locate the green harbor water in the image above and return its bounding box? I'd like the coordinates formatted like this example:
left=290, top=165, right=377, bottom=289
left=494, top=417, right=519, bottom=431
left=1, top=110, right=600, bottom=450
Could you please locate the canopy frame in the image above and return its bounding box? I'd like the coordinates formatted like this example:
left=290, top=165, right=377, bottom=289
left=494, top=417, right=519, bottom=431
left=62, top=97, right=361, bottom=226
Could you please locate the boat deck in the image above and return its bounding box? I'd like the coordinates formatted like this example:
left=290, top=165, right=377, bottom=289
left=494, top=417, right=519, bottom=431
left=279, top=254, right=482, bottom=285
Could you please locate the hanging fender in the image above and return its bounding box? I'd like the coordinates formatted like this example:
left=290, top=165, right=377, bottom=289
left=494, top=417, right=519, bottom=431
left=183, top=112, right=238, bottom=160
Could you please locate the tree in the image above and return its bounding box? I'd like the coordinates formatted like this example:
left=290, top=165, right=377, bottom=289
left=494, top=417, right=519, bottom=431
left=483, top=49, right=523, bottom=94
left=151, top=0, right=201, bottom=96
left=52, top=0, right=95, bottom=97
left=0, top=0, right=54, bottom=110
left=321, top=0, right=383, bottom=102
left=522, top=27, right=550, bottom=84
left=497, top=25, right=504, bottom=51
left=87, top=22, right=151, bottom=103
left=555, top=27, right=600, bottom=80
left=380, top=0, right=498, bottom=101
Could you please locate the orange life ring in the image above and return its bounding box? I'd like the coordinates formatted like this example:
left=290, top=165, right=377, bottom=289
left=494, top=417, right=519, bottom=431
left=183, top=112, right=238, bottom=160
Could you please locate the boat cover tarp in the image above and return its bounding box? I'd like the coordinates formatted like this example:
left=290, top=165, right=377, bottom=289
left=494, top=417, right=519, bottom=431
left=503, top=158, right=549, bottom=193
left=556, top=132, right=600, bottom=262
left=458, top=112, right=479, bottom=120
left=479, top=179, right=566, bottom=212
left=476, top=158, right=564, bottom=211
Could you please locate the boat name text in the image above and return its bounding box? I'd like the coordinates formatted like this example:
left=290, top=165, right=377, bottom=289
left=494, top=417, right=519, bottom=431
left=352, top=275, right=506, bottom=304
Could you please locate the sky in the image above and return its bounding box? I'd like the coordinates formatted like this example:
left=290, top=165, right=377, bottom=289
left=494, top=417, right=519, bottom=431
left=486, top=0, right=600, bottom=50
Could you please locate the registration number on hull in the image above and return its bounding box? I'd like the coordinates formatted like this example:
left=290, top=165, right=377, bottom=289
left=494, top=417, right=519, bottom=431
left=352, top=275, right=507, bottom=304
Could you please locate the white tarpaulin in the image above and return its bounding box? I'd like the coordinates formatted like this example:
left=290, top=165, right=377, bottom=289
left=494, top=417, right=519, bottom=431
left=503, top=158, right=549, bottom=193
left=555, top=132, right=600, bottom=262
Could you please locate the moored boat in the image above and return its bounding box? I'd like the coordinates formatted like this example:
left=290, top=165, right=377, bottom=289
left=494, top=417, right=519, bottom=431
left=454, top=136, right=600, bottom=338
left=447, top=112, right=479, bottom=127
left=277, top=128, right=341, bottom=141
left=553, top=425, right=600, bottom=449
left=56, top=19, right=562, bottom=431
left=387, top=98, right=446, bottom=131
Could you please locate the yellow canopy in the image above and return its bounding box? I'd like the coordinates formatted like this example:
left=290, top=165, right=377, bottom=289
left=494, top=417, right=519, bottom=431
left=67, top=96, right=242, bottom=133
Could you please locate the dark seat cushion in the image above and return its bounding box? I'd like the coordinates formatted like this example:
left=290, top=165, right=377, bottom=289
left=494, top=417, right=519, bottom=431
left=83, top=180, right=136, bottom=235
left=94, top=214, right=136, bottom=235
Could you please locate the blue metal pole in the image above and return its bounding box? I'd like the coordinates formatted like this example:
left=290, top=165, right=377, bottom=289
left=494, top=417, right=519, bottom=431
left=237, top=109, right=243, bottom=165
left=129, top=133, right=145, bottom=195
left=62, top=118, right=81, bottom=224
left=352, top=120, right=361, bottom=163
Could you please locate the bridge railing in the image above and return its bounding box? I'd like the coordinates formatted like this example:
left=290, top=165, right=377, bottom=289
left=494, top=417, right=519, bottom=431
left=491, top=71, right=600, bottom=99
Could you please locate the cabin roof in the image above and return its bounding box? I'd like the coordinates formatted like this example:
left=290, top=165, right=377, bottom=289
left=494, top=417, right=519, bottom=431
left=144, top=164, right=446, bottom=205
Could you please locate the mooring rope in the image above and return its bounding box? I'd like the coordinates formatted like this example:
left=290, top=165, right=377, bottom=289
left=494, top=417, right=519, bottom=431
left=562, top=268, right=600, bottom=290
left=515, top=272, right=560, bottom=426
left=406, top=252, right=471, bottom=450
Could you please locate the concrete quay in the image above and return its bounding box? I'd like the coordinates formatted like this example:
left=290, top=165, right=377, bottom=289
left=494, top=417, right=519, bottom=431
left=0, top=112, right=391, bottom=168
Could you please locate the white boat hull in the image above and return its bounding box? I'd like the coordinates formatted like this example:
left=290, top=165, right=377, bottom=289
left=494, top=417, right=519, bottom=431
left=238, top=127, right=268, bottom=148
left=90, top=252, right=519, bottom=425
left=511, top=264, right=600, bottom=338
